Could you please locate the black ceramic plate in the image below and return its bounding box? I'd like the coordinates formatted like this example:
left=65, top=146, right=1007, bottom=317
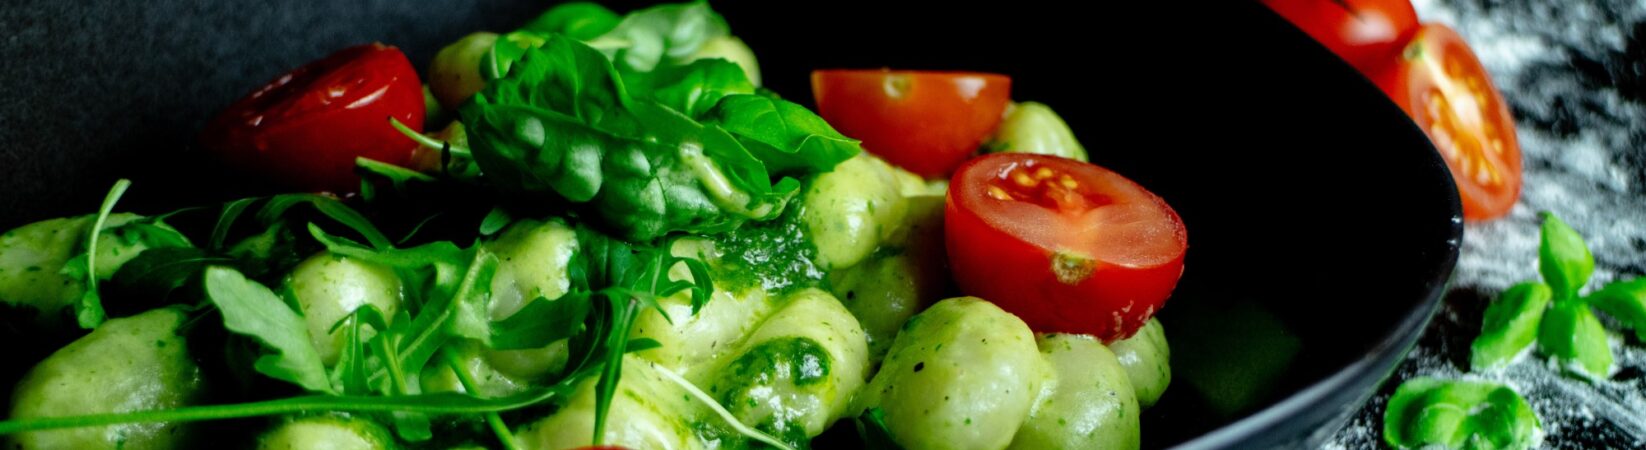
left=0, top=1, right=1461, bottom=448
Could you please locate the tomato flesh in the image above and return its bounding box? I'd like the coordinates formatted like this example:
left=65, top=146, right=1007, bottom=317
left=1262, top=0, right=1420, bottom=71
left=1373, top=24, right=1522, bottom=220
left=812, top=69, right=1010, bottom=178
left=201, top=43, right=425, bottom=193
left=946, top=153, right=1186, bottom=341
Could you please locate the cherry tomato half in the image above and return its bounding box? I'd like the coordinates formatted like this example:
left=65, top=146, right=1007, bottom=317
left=946, top=153, right=1187, bottom=341
left=1262, top=0, right=1420, bottom=71
left=812, top=69, right=1010, bottom=178
left=1372, top=24, right=1522, bottom=220
left=201, top=43, right=425, bottom=193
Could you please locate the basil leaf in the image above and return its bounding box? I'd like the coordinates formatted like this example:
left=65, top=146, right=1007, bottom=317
left=1538, top=212, right=1593, bottom=299
left=623, top=58, right=755, bottom=118
left=706, top=93, right=862, bottom=175
left=1537, top=299, right=1614, bottom=380
left=479, top=207, right=514, bottom=236
left=1588, top=277, right=1646, bottom=342
left=521, top=2, right=621, bottom=39
left=203, top=266, right=334, bottom=394
left=1470, top=282, right=1553, bottom=371
left=1383, top=377, right=1540, bottom=450
left=593, top=1, right=729, bottom=73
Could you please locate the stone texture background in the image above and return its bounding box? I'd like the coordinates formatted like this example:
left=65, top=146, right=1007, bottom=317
left=1328, top=0, right=1646, bottom=448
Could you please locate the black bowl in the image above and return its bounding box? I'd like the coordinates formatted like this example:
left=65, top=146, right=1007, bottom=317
left=0, top=1, right=1461, bottom=448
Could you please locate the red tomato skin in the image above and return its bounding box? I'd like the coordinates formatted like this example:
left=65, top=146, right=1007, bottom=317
left=812, top=70, right=1011, bottom=178
left=1370, top=24, right=1522, bottom=220
left=1262, top=0, right=1421, bottom=71
left=201, top=43, right=425, bottom=193
left=944, top=154, right=1186, bottom=342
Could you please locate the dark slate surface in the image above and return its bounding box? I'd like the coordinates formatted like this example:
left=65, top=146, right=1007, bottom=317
left=1327, top=0, right=1646, bottom=448
left=0, top=0, right=546, bottom=227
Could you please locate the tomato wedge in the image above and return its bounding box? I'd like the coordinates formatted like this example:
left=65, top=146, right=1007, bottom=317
left=1373, top=24, right=1523, bottom=220
left=946, top=153, right=1187, bottom=341
left=201, top=43, right=426, bottom=194
left=812, top=69, right=1010, bottom=178
left=1261, top=0, right=1420, bottom=71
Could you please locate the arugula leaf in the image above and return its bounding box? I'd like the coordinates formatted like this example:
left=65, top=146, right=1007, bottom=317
left=203, top=266, right=334, bottom=394
left=855, top=407, right=904, bottom=450
left=64, top=179, right=132, bottom=328
left=490, top=293, right=592, bottom=350
left=591, top=1, right=729, bottom=73
left=1589, top=277, right=1646, bottom=341
left=1383, top=377, right=1540, bottom=450
left=210, top=198, right=259, bottom=251
left=107, top=247, right=232, bottom=304
left=1538, top=212, right=1593, bottom=299
left=1537, top=299, right=1613, bottom=380
left=257, top=194, right=393, bottom=249
left=479, top=206, right=514, bottom=236
left=1470, top=282, right=1553, bottom=371
left=706, top=93, right=862, bottom=175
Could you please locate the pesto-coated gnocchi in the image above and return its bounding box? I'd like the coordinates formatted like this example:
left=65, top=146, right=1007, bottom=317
left=284, top=252, right=404, bottom=366
left=985, top=102, right=1088, bottom=162
left=707, top=288, right=870, bottom=445
left=1009, top=334, right=1140, bottom=450
left=257, top=415, right=394, bottom=450
left=853, top=297, right=1052, bottom=450
left=514, top=356, right=706, bottom=450
left=7, top=308, right=203, bottom=450
left=802, top=154, right=908, bottom=270
left=1109, top=318, right=1171, bottom=408
left=429, top=32, right=499, bottom=110
left=0, top=214, right=184, bottom=323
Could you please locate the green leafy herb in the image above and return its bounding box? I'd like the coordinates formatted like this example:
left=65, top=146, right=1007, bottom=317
left=462, top=35, right=856, bottom=240
left=590, top=1, right=729, bottom=73
left=1383, top=377, right=1540, bottom=450
left=64, top=179, right=131, bottom=328
left=855, top=407, right=904, bottom=450
left=1538, top=212, right=1593, bottom=299
left=203, top=266, right=334, bottom=393
left=107, top=247, right=232, bottom=303
left=520, top=2, right=622, bottom=39
left=1537, top=299, right=1613, bottom=380
left=1589, top=278, right=1646, bottom=341
left=488, top=293, right=591, bottom=350
left=1470, top=283, right=1552, bottom=371
left=479, top=206, right=514, bottom=236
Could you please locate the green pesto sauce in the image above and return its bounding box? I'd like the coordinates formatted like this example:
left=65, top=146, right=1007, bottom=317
left=710, top=337, right=832, bottom=449
left=712, top=197, right=825, bottom=294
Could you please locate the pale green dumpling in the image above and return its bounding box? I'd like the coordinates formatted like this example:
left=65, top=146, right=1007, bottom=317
left=7, top=308, right=204, bottom=449
left=852, top=297, right=1052, bottom=450
left=706, top=288, right=870, bottom=446
left=1109, top=318, right=1171, bottom=408
left=985, top=102, right=1088, bottom=162
left=802, top=154, right=907, bottom=271
left=258, top=415, right=395, bottom=450
left=284, top=252, right=403, bottom=367
left=0, top=213, right=185, bottom=323
left=1009, top=334, right=1140, bottom=450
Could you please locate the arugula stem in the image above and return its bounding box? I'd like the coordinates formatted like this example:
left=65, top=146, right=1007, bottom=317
left=653, top=364, right=797, bottom=450
left=76, top=179, right=133, bottom=327
left=389, top=117, right=471, bottom=157
left=0, top=387, right=571, bottom=436
left=443, top=349, right=521, bottom=450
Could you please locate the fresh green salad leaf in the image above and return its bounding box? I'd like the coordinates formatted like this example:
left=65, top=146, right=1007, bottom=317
left=1470, top=282, right=1552, bottom=371
left=1537, top=298, right=1613, bottom=380
left=64, top=179, right=131, bottom=329
left=1383, top=377, right=1540, bottom=450
left=1538, top=212, right=1593, bottom=299
left=462, top=35, right=857, bottom=240
left=1588, top=277, right=1646, bottom=341
left=624, top=58, right=755, bottom=118
left=489, top=293, right=591, bottom=350
left=203, top=266, right=334, bottom=394
left=591, top=1, right=729, bottom=73
left=521, top=2, right=622, bottom=40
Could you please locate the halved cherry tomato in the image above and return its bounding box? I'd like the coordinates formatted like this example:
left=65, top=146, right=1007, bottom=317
left=1372, top=24, right=1522, bottom=220
left=812, top=69, right=1010, bottom=178
left=946, top=153, right=1187, bottom=341
left=201, top=43, right=425, bottom=193
left=1261, top=0, right=1420, bottom=70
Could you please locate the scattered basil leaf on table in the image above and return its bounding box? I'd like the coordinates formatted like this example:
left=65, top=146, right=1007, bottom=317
left=1588, top=277, right=1646, bottom=341
left=1537, top=298, right=1614, bottom=380
left=1383, top=378, right=1540, bottom=450
left=1470, top=282, right=1552, bottom=371
left=1538, top=212, right=1593, bottom=299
